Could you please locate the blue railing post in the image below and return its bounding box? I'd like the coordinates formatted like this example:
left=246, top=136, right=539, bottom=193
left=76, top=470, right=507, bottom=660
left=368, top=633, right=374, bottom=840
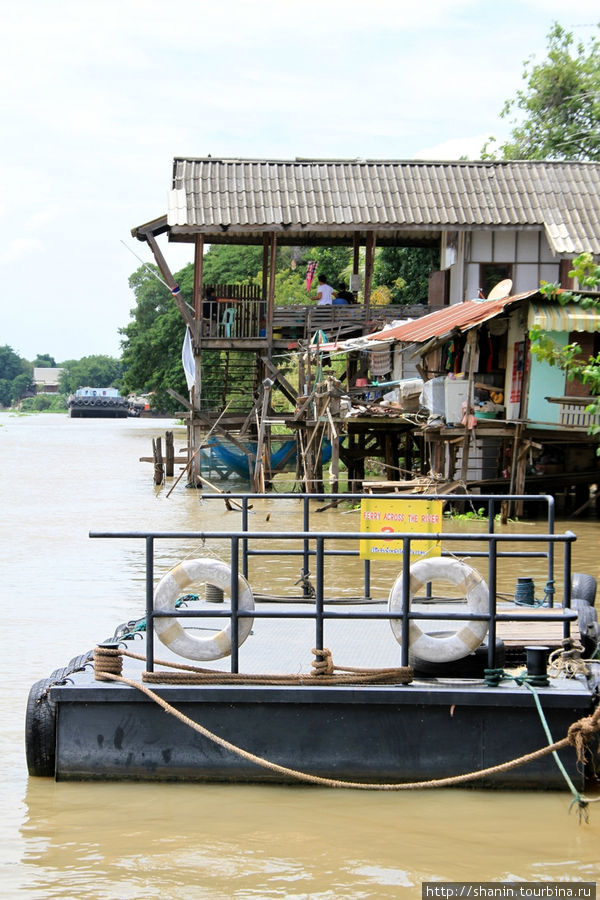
left=547, top=495, right=555, bottom=603
left=145, top=535, right=155, bottom=673
left=563, top=533, right=573, bottom=640
left=401, top=537, right=411, bottom=668
left=487, top=537, right=498, bottom=669
left=241, top=498, right=249, bottom=579
left=302, top=496, right=311, bottom=598
left=315, top=536, right=324, bottom=654
left=231, top=537, right=240, bottom=673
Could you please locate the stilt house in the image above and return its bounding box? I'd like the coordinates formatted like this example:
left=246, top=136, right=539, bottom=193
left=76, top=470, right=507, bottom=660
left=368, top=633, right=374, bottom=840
left=132, top=158, right=600, bottom=495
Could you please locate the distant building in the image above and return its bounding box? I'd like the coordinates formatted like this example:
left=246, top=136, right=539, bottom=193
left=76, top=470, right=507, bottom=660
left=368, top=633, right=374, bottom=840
left=33, top=367, right=63, bottom=394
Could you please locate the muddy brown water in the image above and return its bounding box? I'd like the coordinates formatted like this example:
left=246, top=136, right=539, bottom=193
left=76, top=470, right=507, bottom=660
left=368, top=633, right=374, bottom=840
left=1, top=412, right=598, bottom=898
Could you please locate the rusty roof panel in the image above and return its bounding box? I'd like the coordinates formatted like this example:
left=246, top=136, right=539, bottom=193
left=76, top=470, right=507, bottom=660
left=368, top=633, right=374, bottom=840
left=370, top=291, right=538, bottom=344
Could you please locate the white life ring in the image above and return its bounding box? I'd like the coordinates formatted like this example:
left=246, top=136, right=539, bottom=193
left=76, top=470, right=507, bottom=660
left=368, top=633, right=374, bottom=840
left=153, top=558, right=254, bottom=661
left=388, top=556, right=489, bottom=663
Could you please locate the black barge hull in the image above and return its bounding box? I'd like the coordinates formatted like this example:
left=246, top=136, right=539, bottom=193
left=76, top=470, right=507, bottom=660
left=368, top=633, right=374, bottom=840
left=51, top=676, right=592, bottom=788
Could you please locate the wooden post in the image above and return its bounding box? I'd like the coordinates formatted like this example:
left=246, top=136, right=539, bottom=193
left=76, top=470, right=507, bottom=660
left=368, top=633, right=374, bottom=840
left=165, top=431, right=174, bottom=477
left=327, top=406, right=339, bottom=499
left=253, top=379, right=273, bottom=493
left=364, top=232, right=376, bottom=314
left=267, top=233, right=277, bottom=355
left=193, top=235, right=204, bottom=338
left=152, top=437, right=164, bottom=485
left=460, top=331, right=478, bottom=484
left=352, top=233, right=361, bottom=281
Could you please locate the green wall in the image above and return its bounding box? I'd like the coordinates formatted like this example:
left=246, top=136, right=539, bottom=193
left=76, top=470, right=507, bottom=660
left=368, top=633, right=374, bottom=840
left=526, top=331, right=567, bottom=426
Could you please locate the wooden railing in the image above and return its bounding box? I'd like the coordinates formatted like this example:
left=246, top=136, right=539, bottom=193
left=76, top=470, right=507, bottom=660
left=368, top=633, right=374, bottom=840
left=272, top=303, right=428, bottom=342
left=199, top=295, right=428, bottom=342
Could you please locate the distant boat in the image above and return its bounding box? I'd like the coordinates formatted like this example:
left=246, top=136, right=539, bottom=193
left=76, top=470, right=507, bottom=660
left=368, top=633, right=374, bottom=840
left=201, top=435, right=332, bottom=480
left=67, top=387, right=129, bottom=419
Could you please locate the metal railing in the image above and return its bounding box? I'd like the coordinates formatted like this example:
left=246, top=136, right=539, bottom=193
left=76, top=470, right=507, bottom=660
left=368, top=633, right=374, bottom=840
left=90, top=492, right=576, bottom=675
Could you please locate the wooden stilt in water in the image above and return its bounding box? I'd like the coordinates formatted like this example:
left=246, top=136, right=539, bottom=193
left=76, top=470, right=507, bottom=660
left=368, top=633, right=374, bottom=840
left=165, top=431, right=174, bottom=477
left=153, top=437, right=164, bottom=485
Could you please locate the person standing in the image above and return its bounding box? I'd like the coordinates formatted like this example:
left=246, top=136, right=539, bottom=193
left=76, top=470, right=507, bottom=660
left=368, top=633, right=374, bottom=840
left=315, top=274, right=334, bottom=305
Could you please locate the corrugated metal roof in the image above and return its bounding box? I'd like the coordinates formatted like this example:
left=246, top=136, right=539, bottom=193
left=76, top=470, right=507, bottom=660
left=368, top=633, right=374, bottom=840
left=166, top=158, right=600, bottom=254
left=528, top=303, right=600, bottom=333
left=369, top=292, right=536, bottom=344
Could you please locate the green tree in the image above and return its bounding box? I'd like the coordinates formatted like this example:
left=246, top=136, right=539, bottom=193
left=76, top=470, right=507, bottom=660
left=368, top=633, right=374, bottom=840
left=32, top=353, right=56, bottom=368
left=0, top=379, right=12, bottom=407
left=373, top=247, right=439, bottom=304
left=11, top=373, right=34, bottom=402
left=0, top=345, right=29, bottom=381
left=59, top=356, right=123, bottom=394
left=202, top=246, right=263, bottom=284
left=483, top=22, right=600, bottom=161
left=120, top=265, right=189, bottom=413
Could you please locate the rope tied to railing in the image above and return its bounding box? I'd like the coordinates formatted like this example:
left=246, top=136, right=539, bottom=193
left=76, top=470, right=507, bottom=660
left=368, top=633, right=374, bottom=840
left=311, top=647, right=334, bottom=676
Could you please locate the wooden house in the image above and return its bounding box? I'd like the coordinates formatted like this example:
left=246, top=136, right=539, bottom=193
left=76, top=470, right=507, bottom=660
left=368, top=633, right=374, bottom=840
left=354, top=288, right=600, bottom=508
left=131, top=158, right=600, bottom=492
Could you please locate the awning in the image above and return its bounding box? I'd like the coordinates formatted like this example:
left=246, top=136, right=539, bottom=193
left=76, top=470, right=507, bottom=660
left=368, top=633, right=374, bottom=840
left=527, top=303, right=600, bottom=334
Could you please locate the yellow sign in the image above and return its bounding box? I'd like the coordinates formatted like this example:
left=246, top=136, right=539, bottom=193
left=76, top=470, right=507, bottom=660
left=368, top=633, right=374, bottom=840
left=359, top=498, right=442, bottom=560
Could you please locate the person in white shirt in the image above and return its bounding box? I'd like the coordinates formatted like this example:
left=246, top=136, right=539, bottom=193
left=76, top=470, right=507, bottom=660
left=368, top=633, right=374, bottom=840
left=315, top=275, right=334, bottom=305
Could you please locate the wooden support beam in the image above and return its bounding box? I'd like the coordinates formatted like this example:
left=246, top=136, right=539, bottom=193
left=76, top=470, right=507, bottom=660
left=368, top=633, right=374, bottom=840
left=267, top=233, right=277, bottom=351
left=193, top=235, right=204, bottom=336
left=166, top=388, right=256, bottom=461
left=165, top=430, right=174, bottom=477
left=253, top=379, right=273, bottom=493
left=364, top=232, right=376, bottom=313
left=144, top=231, right=195, bottom=332
left=260, top=356, right=298, bottom=406
left=460, top=331, right=478, bottom=483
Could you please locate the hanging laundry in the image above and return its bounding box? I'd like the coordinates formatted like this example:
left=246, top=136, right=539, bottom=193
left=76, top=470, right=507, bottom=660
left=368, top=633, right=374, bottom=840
left=369, top=346, right=391, bottom=379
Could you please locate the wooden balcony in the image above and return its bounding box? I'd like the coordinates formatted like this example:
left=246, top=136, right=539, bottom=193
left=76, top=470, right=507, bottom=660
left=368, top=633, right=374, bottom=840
left=198, top=299, right=428, bottom=349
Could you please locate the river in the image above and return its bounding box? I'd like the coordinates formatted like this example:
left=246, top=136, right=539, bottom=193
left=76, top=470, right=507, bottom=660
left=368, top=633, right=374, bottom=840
left=1, top=412, right=599, bottom=899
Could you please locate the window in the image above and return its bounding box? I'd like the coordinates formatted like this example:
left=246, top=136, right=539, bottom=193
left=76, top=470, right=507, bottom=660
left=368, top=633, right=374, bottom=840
left=479, top=264, right=512, bottom=298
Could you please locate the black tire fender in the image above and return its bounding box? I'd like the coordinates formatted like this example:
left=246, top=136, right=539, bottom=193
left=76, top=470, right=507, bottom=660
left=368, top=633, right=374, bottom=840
left=571, top=573, right=597, bottom=607
left=25, top=678, right=57, bottom=777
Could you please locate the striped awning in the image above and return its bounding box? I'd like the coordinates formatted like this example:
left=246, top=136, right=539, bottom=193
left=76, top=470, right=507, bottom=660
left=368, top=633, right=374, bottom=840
left=527, top=303, right=600, bottom=333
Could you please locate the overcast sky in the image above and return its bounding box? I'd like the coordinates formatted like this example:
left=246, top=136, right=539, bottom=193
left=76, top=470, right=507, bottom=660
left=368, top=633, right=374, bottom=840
left=2, top=0, right=598, bottom=363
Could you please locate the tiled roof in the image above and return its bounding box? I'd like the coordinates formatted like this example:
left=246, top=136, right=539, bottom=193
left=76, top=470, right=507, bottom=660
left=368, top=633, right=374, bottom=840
left=167, top=158, right=600, bottom=254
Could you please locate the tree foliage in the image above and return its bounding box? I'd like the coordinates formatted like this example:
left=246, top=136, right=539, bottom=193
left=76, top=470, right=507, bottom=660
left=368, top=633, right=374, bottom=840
left=59, top=355, right=123, bottom=394
left=0, top=345, right=35, bottom=406
left=373, top=247, right=439, bottom=304
left=0, top=345, right=30, bottom=381
left=119, top=265, right=189, bottom=413
left=483, top=23, right=600, bottom=161
left=32, top=353, right=56, bottom=368
left=202, top=245, right=263, bottom=285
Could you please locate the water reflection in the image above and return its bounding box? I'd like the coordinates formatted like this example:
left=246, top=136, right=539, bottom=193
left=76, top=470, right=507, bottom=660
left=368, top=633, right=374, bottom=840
left=20, top=779, right=600, bottom=900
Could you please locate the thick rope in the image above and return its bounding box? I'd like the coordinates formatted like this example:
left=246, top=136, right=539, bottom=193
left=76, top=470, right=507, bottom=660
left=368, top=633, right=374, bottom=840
left=95, top=669, right=578, bottom=790
left=119, top=646, right=413, bottom=686
left=92, top=646, right=600, bottom=793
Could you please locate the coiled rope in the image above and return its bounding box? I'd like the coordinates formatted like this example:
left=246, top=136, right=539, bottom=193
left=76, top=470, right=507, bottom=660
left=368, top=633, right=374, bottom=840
left=92, top=645, right=600, bottom=801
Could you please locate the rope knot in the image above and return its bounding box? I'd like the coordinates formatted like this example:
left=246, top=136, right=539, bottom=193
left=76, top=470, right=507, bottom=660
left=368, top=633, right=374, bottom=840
left=311, top=647, right=334, bottom=676
left=567, top=708, right=600, bottom=765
